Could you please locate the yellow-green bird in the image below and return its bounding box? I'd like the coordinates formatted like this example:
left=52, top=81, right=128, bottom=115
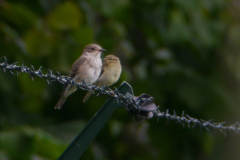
left=83, top=55, right=122, bottom=102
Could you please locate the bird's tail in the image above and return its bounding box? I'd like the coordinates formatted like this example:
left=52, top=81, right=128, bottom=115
left=55, top=94, right=67, bottom=109
left=83, top=91, right=92, bottom=102
left=55, top=84, right=77, bottom=109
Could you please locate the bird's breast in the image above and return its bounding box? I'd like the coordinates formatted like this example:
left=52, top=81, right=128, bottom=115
left=85, top=56, right=102, bottom=84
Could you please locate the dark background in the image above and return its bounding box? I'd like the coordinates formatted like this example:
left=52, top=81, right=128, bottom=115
left=1, top=0, right=240, bottom=159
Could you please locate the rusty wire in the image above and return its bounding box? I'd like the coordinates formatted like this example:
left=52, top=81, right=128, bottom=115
left=0, top=56, right=240, bottom=136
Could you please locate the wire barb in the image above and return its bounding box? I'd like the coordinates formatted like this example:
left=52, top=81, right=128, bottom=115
left=0, top=57, right=240, bottom=135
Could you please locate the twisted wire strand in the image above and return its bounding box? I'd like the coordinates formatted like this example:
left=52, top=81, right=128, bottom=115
left=1, top=56, right=240, bottom=136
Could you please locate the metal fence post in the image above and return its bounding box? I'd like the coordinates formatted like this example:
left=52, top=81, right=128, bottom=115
left=58, top=81, right=134, bottom=160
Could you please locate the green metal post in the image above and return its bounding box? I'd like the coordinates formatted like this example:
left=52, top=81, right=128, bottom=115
left=58, top=81, right=134, bottom=160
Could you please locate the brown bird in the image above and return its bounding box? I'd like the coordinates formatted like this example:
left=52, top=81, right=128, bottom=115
left=83, top=55, right=122, bottom=102
left=55, top=44, right=107, bottom=109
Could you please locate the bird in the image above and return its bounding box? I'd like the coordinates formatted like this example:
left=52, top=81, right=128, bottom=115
left=83, top=55, right=122, bottom=102
left=55, top=44, right=107, bottom=109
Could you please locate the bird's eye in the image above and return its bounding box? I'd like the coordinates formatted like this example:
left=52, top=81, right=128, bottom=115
left=91, top=48, right=94, bottom=50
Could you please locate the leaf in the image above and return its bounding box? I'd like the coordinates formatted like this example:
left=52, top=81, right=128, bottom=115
left=71, top=26, right=93, bottom=45
left=47, top=2, right=82, bottom=30
left=1, top=24, right=27, bottom=53
left=0, top=126, right=67, bottom=159
left=1, top=2, right=38, bottom=28
left=24, top=29, right=54, bottom=56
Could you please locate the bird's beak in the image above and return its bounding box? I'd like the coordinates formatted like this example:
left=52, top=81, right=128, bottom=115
left=99, top=49, right=107, bottom=52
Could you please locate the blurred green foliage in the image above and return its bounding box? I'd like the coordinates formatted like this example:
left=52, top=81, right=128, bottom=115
left=1, top=0, right=240, bottom=159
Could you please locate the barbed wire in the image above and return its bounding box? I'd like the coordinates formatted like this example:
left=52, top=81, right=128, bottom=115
left=0, top=56, right=240, bottom=136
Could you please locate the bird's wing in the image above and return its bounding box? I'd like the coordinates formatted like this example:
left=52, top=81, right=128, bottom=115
left=69, top=56, right=87, bottom=79
left=60, top=56, right=87, bottom=93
